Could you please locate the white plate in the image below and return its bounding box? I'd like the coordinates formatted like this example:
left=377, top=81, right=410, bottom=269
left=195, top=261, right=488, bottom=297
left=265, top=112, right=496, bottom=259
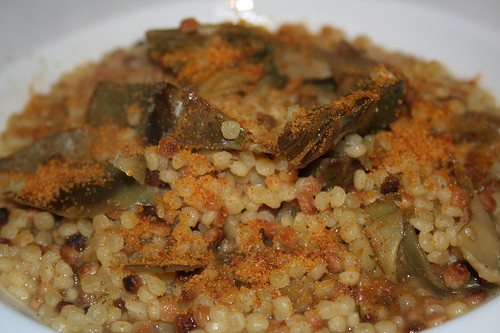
left=1, top=0, right=499, bottom=332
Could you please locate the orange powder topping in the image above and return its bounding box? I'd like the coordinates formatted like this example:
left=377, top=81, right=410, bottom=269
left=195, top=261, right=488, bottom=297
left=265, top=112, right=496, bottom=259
left=374, top=117, right=454, bottom=179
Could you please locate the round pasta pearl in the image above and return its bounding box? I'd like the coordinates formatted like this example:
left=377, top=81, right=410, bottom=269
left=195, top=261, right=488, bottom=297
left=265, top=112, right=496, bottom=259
left=34, top=212, right=55, bottom=230
left=246, top=312, right=269, bottom=333
left=273, top=296, right=293, bottom=322
left=221, top=120, right=241, bottom=140
left=330, top=186, right=347, bottom=208
left=339, top=270, right=360, bottom=286
left=147, top=276, right=167, bottom=296
left=353, top=169, right=367, bottom=190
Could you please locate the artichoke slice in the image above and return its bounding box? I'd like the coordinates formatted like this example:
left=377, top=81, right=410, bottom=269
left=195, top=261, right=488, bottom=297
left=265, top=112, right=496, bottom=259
left=0, top=129, right=154, bottom=218
left=399, top=223, right=449, bottom=293
left=147, top=23, right=276, bottom=92
left=0, top=128, right=91, bottom=173
left=88, top=82, right=270, bottom=152
left=364, top=199, right=404, bottom=283
left=87, top=82, right=177, bottom=145
left=364, top=199, right=450, bottom=291
left=276, top=42, right=378, bottom=96
left=38, top=164, right=154, bottom=219
left=162, top=84, right=269, bottom=152
left=147, top=23, right=272, bottom=65
left=459, top=195, right=500, bottom=284
left=278, top=66, right=405, bottom=168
